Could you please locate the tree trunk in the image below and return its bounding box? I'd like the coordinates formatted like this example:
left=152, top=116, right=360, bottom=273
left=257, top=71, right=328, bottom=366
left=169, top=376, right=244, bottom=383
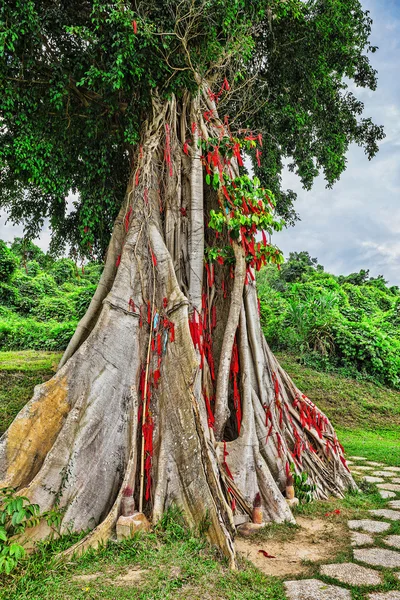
left=0, top=91, right=355, bottom=567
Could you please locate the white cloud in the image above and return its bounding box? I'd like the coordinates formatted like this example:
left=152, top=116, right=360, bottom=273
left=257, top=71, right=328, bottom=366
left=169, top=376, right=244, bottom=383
left=274, top=0, right=400, bottom=285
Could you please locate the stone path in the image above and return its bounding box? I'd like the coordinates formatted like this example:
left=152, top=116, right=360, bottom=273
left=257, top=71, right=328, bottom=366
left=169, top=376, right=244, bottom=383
left=284, top=455, right=400, bottom=600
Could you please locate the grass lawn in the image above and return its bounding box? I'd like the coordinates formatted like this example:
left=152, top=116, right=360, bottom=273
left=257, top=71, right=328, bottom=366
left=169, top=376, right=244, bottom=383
left=0, top=351, right=62, bottom=436
left=0, top=350, right=399, bottom=598
left=336, top=428, right=400, bottom=466
left=0, top=509, right=287, bottom=600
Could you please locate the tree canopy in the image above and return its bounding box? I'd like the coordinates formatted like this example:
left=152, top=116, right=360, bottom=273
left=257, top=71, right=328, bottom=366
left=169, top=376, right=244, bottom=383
left=0, top=0, right=384, bottom=257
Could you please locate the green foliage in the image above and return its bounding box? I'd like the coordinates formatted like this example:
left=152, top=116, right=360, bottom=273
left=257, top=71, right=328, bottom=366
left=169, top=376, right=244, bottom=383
left=32, top=297, right=76, bottom=323
left=9, top=238, right=48, bottom=268
left=24, top=260, right=40, bottom=278
left=0, top=487, right=63, bottom=575
left=0, top=241, right=17, bottom=283
left=0, top=317, right=77, bottom=351
left=0, top=238, right=100, bottom=351
left=258, top=253, right=400, bottom=388
left=0, top=0, right=384, bottom=257
left=205, top=162, right=284, bottom=269
left=50, top=258, right=77, bottom=285
left=0, top=283, right=20, bottom=308
left=291, top=470, right=316, bottom=504
left=0, top=488, right=40, bottom=574
left=73, top=284, right=97, bottom=319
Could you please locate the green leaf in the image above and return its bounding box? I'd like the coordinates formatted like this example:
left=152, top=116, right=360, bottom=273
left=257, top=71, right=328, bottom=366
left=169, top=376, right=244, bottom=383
left=9, top=543, right=24, bottom=559
left=12, top=509, right=26, bottom=526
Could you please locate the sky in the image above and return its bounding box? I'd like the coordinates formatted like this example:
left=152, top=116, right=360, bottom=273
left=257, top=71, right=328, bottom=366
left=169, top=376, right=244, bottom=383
left=1, top=0, right=399, bottom=283
left=276, top=0, right=400, bottom=285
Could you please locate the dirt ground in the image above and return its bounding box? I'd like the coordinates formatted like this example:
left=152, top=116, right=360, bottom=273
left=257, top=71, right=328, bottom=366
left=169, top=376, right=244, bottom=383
left=235, top=516, right=349, bottom=577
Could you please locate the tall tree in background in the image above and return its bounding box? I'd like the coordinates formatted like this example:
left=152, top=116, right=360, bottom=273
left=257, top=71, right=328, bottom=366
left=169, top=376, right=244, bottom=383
left=0, top=0, right=384, bottom=564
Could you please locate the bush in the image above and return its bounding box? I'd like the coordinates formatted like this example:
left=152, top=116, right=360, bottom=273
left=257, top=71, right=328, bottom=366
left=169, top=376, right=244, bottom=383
left=32, top=297, right=77, bottom=322
left=11, top=272, right=59, bottom=315
left=73, top=285, right=96, bottom=319
left=0, top=317, right=76, bottom=351
left=25, top=260, right=41, bottom=278
left=80, top=262, right=103, bottom=284
left=0, top=488, right=40, bottom=574
left=51, top=258, right=77, bottom=285
left=0, top=487, right=63, bottom=575
left=0, top=283, right=20, bottom=309
left=9, top=238, right=48, bottom=268
left=257, top=251, right=400, bottom=389
left=0, top=242, right=17, bottom=283
left=332, top=321, right=400, bottom=388
left=0, top=237, right=102, bottom=352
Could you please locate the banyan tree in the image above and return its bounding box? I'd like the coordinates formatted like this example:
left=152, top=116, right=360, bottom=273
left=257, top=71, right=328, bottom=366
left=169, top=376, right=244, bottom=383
left=0, top=0, right=384, bottom=565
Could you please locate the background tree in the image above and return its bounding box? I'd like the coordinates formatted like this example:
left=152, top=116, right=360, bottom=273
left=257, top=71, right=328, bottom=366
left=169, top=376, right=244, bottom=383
left=0, top=0, right=383, bottom=565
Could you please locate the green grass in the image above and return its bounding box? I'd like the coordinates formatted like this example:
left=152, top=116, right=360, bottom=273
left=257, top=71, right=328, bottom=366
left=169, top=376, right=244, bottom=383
left=0, top=509, right=286, bottom=600
left=0, top=350, right=62, bottom=372
left=0, top=351, right=62, bottom=435
left=336, top=428, right=400, bottom=466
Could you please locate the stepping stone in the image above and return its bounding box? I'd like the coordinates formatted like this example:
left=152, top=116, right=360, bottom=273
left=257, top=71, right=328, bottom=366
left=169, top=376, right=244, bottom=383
left=364, top=476, right=384, bottom=483
left=378, top=483, right=400, bottom=492
left=284, top=579, right=351, bottom=599
left=367, top=593, right=400, bottom=600
left=346, top=460, right=354, bottom=465
left=355, top=466, right=374, bottom=471
left=351, top=531, right=374, bottom=547
left=389, top=501, right=400, bottom=509
left=354, top=548, right=400, bottom=568
left=391, top=478, right=400, bottom=484
left=366, top=462, right=385, bottom=467
left=373, top=471, right=399, bottom=478
left=320, top=562, right=382, bottom=586
left=349, top=456, right=367, bottom=461
left=384, top=467, right=400, bottom=473
left=396, top=573, right=400, bottom=581
left=383, top=535, right=400, bottom=549
left=370, top=509, right=400, bottom=521
left=348, top=520, right=391, bottom=533
left=380, top=490, right=397, bottom=499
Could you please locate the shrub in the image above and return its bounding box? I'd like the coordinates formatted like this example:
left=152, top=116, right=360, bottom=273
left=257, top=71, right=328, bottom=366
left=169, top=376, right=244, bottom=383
left=0, top=488, right=40, bottom=574
left=9, top=238, right=48, bottom=268
left=51, top=258, right=77, bottom=285
left=32, top=297, right=77, bottom=322
left=11, top=272, right=59, bottom=314
left=73, top=285, right=96, bottom=319
left=0, top=283, right=20, bottom=308
left=80, top=262, right=103, bottom=284
left=25, top=260, right=41, bottom=278
left=0, top=317, right=76, bottom=351
left=257, top=252, right=400, bottom=389
left=0, top=242, right=17, bottom=283
left=0, top=488, right=63, bottom=575
left=332, top=321, right=400, bottom=388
